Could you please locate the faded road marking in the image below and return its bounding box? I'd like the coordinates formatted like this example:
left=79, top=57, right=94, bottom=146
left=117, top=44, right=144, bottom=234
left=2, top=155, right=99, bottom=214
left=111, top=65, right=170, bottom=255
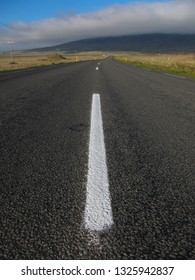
left=163, top=72, right=185, bottom=79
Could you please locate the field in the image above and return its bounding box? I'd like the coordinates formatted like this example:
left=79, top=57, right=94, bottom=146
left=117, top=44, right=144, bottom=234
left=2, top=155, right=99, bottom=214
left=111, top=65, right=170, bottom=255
left=0, top=51, right=106, bottom=71
left=1, top=50, right=195, bottom=78
left=114, top=53, right=195, bottom=78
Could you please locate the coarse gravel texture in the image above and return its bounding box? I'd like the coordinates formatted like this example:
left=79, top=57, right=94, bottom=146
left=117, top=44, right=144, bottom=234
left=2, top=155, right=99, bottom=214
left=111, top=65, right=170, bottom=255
left=0, top=58, right=194, bottom=259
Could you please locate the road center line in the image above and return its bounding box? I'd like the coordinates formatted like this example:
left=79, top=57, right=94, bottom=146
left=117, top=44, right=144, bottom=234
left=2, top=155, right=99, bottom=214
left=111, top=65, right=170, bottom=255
left=84, top=93, right=113, bottom=231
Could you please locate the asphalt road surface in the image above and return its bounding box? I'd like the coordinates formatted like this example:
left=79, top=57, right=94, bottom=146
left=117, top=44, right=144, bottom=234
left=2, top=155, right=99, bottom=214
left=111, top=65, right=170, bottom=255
left=0, top=58, right=194, bottom=259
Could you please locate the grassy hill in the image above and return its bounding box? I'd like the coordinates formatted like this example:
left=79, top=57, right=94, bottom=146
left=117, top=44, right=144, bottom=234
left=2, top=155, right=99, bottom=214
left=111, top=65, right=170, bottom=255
left=38, top=34, right=195, bottom=53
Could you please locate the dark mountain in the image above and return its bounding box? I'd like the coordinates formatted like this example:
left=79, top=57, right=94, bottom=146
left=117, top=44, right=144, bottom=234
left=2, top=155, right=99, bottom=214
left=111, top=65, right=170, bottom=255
left=37, top=34, right=195, bottom=53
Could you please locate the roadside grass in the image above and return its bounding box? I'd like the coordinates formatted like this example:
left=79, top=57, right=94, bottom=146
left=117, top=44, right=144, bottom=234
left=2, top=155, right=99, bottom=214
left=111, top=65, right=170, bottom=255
left=0, top=51, right=106, bottom=72
left=114, top=53, right=195, bottom=78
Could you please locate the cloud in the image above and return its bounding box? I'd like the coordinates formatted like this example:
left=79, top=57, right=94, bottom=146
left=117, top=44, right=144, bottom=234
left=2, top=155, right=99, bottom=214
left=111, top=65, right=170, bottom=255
left=0, top=0, right=195, bottom=49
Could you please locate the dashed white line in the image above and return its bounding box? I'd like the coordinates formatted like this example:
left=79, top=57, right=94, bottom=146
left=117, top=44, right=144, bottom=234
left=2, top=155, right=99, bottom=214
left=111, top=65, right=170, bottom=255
left=84, top=93, right=113, bottom=232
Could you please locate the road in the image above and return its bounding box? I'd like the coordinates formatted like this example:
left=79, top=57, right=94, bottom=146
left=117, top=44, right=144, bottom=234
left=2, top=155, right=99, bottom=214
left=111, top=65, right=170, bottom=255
left=0, top=58, right=194, bottom=259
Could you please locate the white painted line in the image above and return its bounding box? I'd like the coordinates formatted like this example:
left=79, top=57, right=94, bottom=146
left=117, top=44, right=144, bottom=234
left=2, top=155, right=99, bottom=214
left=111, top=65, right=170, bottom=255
left=84, top=93, right=113, bottom=232
left=163, top=72, right=185, bottom=79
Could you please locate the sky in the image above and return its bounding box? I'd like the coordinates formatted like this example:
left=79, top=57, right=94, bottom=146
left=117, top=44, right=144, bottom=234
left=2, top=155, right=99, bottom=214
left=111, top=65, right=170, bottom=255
left=0, top=0, right=194, bottom=50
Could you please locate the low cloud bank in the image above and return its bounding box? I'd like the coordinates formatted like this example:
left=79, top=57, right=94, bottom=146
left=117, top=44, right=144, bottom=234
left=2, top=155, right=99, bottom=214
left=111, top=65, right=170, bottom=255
left=0, top=0, right=195, bottom=49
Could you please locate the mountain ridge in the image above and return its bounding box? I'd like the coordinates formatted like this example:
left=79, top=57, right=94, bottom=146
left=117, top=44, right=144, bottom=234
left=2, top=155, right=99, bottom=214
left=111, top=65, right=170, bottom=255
left=35, top=34, right=195, bottom=53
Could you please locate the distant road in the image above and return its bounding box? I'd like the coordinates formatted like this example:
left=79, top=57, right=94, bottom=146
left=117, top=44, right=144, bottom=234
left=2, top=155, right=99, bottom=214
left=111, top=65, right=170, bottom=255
left=0, top=58, right=194, bottom=259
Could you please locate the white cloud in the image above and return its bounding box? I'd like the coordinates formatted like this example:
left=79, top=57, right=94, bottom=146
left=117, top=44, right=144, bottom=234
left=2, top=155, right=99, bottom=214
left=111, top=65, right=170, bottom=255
left=0, top=0, right=195, bottom=49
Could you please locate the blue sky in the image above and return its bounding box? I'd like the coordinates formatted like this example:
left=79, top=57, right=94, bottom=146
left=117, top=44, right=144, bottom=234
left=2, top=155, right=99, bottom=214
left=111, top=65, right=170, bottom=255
left=1, top=0, right=168, bottom=23
left=0, top=0, right=194, bottom=49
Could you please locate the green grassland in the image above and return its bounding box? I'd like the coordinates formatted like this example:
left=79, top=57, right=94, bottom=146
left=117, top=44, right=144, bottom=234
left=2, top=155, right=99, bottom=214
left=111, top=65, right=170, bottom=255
left=114, top=53, right=195, bottom=78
